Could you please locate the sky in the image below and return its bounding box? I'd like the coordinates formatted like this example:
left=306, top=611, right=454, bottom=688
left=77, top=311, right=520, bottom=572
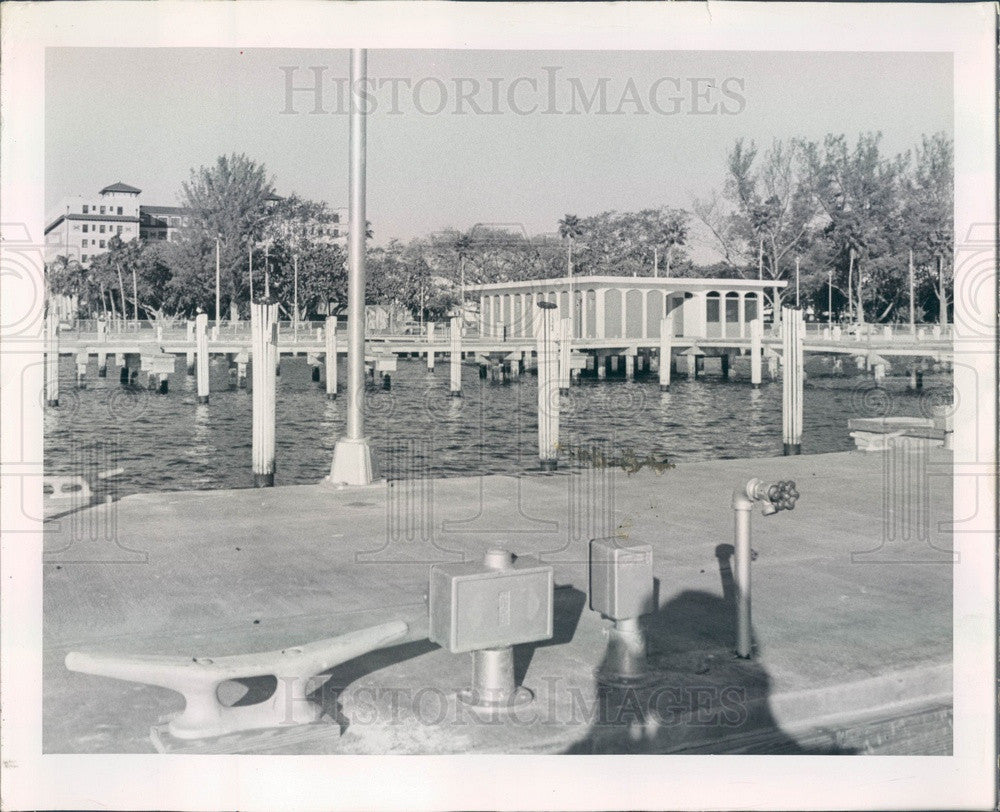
left=46, top=48, right=952, bottom=262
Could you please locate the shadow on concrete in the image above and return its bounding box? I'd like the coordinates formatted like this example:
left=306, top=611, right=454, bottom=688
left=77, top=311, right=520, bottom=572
left=514, top=585, right=587, bottom=686
left=564, top=545, right=856, bottom=755
left=307, top=639, right=440, bottom=734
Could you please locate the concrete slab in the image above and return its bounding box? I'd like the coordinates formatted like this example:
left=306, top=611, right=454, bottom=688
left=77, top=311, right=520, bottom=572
left=43, top=449, right=953, bottom=754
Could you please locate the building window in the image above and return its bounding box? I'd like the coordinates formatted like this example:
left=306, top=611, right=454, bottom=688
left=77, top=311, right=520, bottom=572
left=332, top=214, right=340, bottom=223
left=82, top=255, right=88, bottom=262
left=81, top=239, right=87, bottom=247
left=117, top=226, right=123, bottom=234
left=117, top=207, right=123, bottom=215
left=83, top=205, right=89, bottom=214
left=82, top=224, right=88, bottom=233
left=100, top=206, right=106, bottom=214
left=99, top=240, right=105, bottom=248
left=170, top=217, right=179, bottom=227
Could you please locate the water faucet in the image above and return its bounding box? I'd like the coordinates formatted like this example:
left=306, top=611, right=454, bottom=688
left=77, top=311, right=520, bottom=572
left=737, top=478, right=799, bottom=516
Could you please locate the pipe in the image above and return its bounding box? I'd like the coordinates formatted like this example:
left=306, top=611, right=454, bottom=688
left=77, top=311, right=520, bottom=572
left=730, top=478, right=800, bottom=659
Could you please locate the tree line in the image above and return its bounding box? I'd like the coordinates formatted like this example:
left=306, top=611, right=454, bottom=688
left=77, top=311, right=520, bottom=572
left=48, top=131, right=953, bottom=325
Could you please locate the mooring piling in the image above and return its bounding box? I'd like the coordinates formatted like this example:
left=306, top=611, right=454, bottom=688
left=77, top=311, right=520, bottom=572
left=325, top=316, right=338, bottom=399
left=659, top=318, right=672, bottom=391
left=45, top=312, right=60, bottom=406
left=781, top=307, right=804, bottom=455
left=251, top=299, right=278, bottom=487
left=558, top=318, right=571, bottom=394
left=426, top=321, right=436, bottom=372
left=750, top=317, right=763, bottom=388
left=536, top=303, right=559, bottom=470
left=449, top=316, right=462, bottom=397
left=195, top=313, right=209, bottom=404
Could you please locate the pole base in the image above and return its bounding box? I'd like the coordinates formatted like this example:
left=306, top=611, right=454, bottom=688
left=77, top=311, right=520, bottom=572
left=253, top=472, right=275, bottom=488
left=782, top=443, right=802, bottom=456
left=328, top=436, right=378, bottom=486
left=450, top=390, right=462, bottom=398
left=46, top=399, right=59, bottom=407
left=197, top=395, right=209, bottom=404
left=539, top=458, right=558, bottom=472
left=326, top=392, right=338, bottom=400
left=458, top=647, right=534, bottom=711
left=596, top=619, right=650, bottom=687
left=751, top=383, right=760, bottom=389
left=659, top=384, right=670, bottom=392
left=559, top=387, right=569, bottom=395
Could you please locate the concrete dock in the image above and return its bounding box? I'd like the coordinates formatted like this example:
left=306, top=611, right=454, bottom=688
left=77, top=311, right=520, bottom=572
left=43, top=448, right=953, bottom=754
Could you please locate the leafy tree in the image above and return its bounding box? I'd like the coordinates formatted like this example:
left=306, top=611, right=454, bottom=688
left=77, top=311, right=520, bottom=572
left=692, top=138, right=818, bottom=311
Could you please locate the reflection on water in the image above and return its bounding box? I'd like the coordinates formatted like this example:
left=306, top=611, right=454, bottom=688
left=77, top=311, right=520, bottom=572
left=45, top=354, right=949, bottom=497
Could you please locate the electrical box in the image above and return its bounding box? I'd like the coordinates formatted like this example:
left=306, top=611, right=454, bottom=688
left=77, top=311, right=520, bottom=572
left=589, top=538, right=654, bottom=621
left=429, top=551, right=553, bottom=654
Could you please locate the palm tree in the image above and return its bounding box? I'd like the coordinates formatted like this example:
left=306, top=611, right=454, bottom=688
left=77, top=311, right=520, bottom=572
left=558, top=214, right=584, bottom=278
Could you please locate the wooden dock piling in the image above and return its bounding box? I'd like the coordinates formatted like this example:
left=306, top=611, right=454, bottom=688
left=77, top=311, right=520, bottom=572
left=75, top=352, right=88, bottom=389
left=750, top=317, right=763, bottom=388
left=449, top=316, right=462, bottom=397
left=659, top=318, right=672, bottom=391
left=251, top=299, right=278, bottom=487
left=536, top=305, right=559, bottom=470
left=97, top=351, right=108, bottom=378
left=781, top=307, right=804, bottom=455
left=426, top=322, right=435, bottom=372
left=45, top=312, right=60, bottom=406
left=325, top=316, right=338, bottom=400
left=195, top=313, right=209, bottom=404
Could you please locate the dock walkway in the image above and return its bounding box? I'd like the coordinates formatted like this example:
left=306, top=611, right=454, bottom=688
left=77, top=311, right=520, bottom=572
left=44, top=448, right=953, bottom=754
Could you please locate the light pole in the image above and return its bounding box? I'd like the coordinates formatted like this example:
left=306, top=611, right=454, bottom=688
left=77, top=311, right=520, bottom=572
left=215, top=234, right=221, bottom=328
left=795, top=256, right=800, bottom=308
left=329, top=47, right=376, bottom=485
left=827, top=270, right=833, bottom=326
left=248, top=240, right=254, bottom=304
left=908, top=248, right=915, bottom=333
left=264, top=241, right=271, bottom=298
left=293, top=252, right=299, bottom=342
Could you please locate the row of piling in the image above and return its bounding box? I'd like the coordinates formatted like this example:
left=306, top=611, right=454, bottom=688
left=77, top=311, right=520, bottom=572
left=46, top=304, right=935, bottom=480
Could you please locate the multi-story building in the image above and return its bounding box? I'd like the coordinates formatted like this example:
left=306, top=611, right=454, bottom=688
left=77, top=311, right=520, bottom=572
left=44, top=182, right=143, bottom=266
left=45, top=183, right=350, bottom=267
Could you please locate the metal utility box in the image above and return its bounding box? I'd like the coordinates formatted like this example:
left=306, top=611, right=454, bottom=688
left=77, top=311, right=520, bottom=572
left=589, top=538, right=654, bottom=621
left=429, top=552, right=553, bottom=654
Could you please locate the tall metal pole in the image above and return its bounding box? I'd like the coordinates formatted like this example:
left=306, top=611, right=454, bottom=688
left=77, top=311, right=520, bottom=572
left=847, top=247, right=853, bottom=323
left=215, top=235, right=221, bottom=327
left=795, top=256, right=800, bottom=307
left=329, top=48, right=375, bottom=485
left=293, top=253, right=299, bottom=342
left=264, top=242, right=270, bottom=298
left=249, top=241, right=254, bottom=304
left=653, top=246, right=658, bottom=278
left=908, top=248, right=915, bottom=332
left=828, top=270, right=833, bottom=326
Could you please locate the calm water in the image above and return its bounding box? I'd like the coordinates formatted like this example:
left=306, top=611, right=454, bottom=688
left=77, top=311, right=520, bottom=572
left=44, top=354, right=951, bottom=498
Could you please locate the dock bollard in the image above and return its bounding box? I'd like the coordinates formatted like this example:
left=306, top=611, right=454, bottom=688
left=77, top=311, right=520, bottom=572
left=589, top=538, right=654, bottom=685
left=45, top=312, right=60, bottom=406
left=449, top=316, right=462, bottom=397
left=429, top=548, right=553, bottom=710
left=659, top=318, right=672, bottom=391
left=426, top=322, right=435, bottom=372
left=781, top=307, right=804, bottom=455
left=731, top=478, right=800, bottom=658
left=536, top=301, right=559, bottom=470
left=324, top=316, right=337, bottom=399
left=251, top=298, right=278, bottom=487
left=195, top=313, right=210, bottom=404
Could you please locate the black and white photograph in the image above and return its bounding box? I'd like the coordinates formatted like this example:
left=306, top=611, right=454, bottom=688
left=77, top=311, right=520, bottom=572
left=1, top=2, right=995, bottom=810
